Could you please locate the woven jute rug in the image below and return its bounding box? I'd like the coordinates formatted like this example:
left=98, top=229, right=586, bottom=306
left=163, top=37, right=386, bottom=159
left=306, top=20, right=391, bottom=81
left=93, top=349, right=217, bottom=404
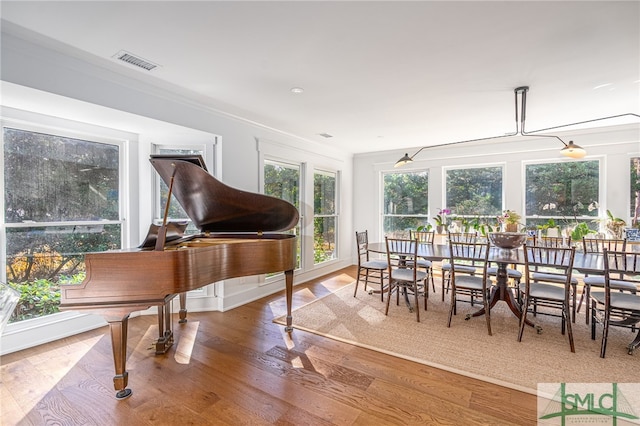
left=275, top=282, right=640, bottom=395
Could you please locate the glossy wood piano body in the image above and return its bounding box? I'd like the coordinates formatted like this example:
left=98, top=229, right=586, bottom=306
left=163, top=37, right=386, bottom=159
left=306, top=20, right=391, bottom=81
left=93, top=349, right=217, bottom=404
left=59, top=155, right=299, bottom=400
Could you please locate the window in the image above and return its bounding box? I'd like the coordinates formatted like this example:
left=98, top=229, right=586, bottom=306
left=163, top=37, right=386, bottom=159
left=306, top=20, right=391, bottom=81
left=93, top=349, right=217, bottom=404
left=445, top=166, right=503, bottom=217
left=631, top=157, right=640, bottom=227
left=314, top=170, right=337, bottom=264
left=153, top=146, right=206, bottom=235
left=264, top=160, right=301, bottom=268
left=382, top=170, right=429, bottom=237
left=525, top=160, right=599, bottom=229
left=152, top=146, right=211, bottom=297
left=3, top=126, right=123, bottom=322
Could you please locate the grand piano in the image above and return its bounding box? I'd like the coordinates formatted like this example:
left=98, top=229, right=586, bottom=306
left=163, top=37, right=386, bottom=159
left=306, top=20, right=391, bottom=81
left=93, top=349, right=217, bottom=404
left=59, top=155, right=299, bottom=400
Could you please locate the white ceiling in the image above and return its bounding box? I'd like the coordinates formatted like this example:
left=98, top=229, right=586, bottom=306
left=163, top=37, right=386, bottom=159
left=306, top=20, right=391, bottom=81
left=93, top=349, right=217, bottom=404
left=1, top=1, right=639, bottom=154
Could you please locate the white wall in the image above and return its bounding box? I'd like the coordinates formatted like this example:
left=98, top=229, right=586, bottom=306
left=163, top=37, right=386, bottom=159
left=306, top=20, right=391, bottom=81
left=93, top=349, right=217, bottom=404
left=353, top=124, right=640, bottom=244
left=0, top=28, right=354, bottom=354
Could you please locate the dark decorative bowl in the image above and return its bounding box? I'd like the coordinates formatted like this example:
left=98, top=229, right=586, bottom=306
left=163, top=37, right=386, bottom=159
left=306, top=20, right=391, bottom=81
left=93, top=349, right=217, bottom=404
left=489, top=232, right=527, bottom=249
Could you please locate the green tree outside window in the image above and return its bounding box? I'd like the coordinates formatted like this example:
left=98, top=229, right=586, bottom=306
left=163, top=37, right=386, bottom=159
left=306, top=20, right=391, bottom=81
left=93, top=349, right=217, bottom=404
left=383, top=171, right=429, bottom=236
left=264, top=161, right=301, bottom=269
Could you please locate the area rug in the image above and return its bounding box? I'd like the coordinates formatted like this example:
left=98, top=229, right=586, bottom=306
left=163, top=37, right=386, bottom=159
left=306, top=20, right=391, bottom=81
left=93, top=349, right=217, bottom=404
left=274, top=282, right=640, bottom=395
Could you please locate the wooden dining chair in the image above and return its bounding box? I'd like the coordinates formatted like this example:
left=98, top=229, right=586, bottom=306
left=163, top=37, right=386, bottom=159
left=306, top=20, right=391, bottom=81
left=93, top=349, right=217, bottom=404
left=354, top=230, right=388, bottom=301
left=408, top=230, right=436, bottom=293
left=446, top=240, right=492, bottom=335
left=518, top=245, right=576, bottom=352
left=385, top=237, right=428, bottom=322
left=527, top=235, right=578, bottom=322
left=576, top=238, right=632, bottom=324
left=534, top=235, right=571, bottom=247
left=441, top=232, right=478, bottom=301
left=590, top=249, right=640, bottom=357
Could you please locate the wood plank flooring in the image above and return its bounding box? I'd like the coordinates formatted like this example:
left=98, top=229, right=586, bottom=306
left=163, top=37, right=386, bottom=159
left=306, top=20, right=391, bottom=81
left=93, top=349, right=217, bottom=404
left=1, top=266, right=537, bottom=425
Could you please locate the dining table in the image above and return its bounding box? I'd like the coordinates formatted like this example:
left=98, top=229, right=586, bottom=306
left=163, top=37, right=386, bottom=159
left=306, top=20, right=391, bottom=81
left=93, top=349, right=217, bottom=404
left=366, top=242, right=616, bottom=326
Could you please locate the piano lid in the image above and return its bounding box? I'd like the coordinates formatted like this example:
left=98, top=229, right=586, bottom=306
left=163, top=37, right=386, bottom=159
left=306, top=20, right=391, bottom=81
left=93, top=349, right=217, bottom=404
left=150, top=155, right=299, bottom=233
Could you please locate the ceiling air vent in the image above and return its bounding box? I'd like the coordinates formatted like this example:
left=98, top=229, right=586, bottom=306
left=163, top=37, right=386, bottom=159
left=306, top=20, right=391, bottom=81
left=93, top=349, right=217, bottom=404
left=318, top=133, right=333, bottom=138
left=113, top=50, right=159, bottom=71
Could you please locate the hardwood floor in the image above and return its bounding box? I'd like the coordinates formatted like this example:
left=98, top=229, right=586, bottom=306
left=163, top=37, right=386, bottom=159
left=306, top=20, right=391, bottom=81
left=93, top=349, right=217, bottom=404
left=1, top=266, right=537, bottom=425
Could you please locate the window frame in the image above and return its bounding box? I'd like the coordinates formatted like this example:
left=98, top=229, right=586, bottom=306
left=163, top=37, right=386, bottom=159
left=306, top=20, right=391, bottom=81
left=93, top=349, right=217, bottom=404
left=263, top=157, right=303, bottom=273
left=443, top=163, right=505, bottom=219
left=522, top=157, right=603, bottom=230
left=150, top=144, right=217, bottom=298
left=313, top=168, right=339, bottom=264
left=1, top=119, right=128, bottom=283
left=1, top=114, right=130, bottom=336
left=258, top=137, right=344, bottom=277
left=381, top=169, right=430, bottom=237
left=151, top=144, right=213, bottom=226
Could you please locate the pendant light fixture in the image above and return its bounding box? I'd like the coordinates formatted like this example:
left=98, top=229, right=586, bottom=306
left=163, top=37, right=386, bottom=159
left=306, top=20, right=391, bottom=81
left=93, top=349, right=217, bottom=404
left=394, top=153, right=413, bottom=167
left=559, top=141, right=587, bottom=159
left=394, top=86, right=638, bottom=167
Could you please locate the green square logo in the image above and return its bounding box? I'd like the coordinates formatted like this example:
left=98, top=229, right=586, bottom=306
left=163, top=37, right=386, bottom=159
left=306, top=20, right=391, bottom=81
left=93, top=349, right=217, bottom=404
left=538, top=383, right=640, bottom=425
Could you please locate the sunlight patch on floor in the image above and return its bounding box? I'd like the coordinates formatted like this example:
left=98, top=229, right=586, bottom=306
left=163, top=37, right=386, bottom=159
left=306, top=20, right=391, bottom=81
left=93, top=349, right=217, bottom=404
left=1, top=334, right=102, bottom=418
left=290, top=355, right=304, bottom=369
left=267, top=287, right=316, bottom=318
left=128, top=321, right=199, bottom=365
left=280, top=326, right=296, bottom=350
left=357, top=304, right=387, bottom=324
left=30, top=334, right=103, bottom=384
left=174, top=321, right=198, bottom=364
left=329, top=323, right=356, bottom=340
left=131, top=324, right=160, bottom=360
left=320, top=273, right=358, bottom=291
left=269, top=274, right=358, bottom=352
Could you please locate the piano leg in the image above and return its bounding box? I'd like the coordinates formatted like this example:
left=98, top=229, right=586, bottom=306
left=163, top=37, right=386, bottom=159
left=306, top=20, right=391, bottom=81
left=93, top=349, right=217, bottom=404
left=155, top=300, right=174, bottom=354
left=108, top=316, right=132, bottom=400
left=179, top=292, right=188, bottom=323
left=285, top=269, right=293, bottom=332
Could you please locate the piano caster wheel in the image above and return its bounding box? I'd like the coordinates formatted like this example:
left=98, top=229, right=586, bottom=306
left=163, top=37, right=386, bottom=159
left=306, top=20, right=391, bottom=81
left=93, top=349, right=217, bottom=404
left=464, top=314, right=471, bottom=321
left=368, top=290, right=373, bottom=295
left=179, top=319, right=187, bottom=324
left=535, top=326, right=543, bottom=335
left=285, top=326, right=293, bottom=333
left=115, top=389, right=132, bottom=400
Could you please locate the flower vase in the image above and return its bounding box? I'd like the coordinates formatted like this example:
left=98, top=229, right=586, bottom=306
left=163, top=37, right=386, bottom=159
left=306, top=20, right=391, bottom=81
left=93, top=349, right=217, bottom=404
left=505, top=223, right=518, bottom=232
left=436, top=225, right=446, bottom=234
left=606, top=222, right=624, bottom=239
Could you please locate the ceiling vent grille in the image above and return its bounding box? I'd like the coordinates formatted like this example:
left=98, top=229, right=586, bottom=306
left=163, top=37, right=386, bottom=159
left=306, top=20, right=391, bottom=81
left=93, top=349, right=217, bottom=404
left=318, top=133, right=333, bottom=138
left=113, top=50, right=159, bottom=71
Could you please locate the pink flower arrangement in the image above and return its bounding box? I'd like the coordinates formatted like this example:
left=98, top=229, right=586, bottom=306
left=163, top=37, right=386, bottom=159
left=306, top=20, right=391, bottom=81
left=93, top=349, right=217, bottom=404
left=497, top=210, right=521, bottom=225
left=433, top=208, right=451, bottom=226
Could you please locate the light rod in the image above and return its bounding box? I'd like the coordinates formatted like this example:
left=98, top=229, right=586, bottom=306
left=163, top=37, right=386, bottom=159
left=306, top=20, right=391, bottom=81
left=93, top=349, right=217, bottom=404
left=394, top=86, right=639, bottom=167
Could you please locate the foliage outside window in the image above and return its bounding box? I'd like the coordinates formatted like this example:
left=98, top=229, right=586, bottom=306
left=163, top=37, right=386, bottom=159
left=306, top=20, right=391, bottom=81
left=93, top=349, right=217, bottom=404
left=314, top=170, right=337, bottom=264
left=3, top=127, right=122, bottom=322
left=445, top=167, right=504, bottom=216
left=264, top=160, right=301, bottom=269
left=383, top=171, right=428, bottom=237
left=631, top=157, right=640, bottom=227
left=446, top=166, right=503, bottom=216
left=524, top=160, right=599, bottom=231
